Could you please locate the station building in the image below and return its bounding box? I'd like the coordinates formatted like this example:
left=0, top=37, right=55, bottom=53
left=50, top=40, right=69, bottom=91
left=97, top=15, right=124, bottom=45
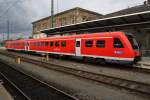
left=32, top=7, right=102, bottom=38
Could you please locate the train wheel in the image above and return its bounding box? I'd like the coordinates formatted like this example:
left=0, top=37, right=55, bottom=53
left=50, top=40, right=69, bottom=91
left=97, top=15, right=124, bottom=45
left=95, top=58, right=106, bottom=65
left=83, top=57, right=88, bottom=63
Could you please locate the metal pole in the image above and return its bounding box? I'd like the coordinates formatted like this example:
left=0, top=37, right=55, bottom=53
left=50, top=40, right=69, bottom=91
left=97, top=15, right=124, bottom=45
left=46, top=54, right=49, bottom=61
left=51, top=0, right=54, bottom=28
left=7, top=19, right=9, bottom=40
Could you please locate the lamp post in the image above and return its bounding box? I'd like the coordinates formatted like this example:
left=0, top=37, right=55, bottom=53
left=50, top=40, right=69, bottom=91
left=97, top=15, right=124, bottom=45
left=7, top=19, right=10, bottom=40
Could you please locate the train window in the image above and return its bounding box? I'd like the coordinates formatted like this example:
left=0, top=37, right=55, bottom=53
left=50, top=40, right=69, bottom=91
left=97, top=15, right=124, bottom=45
left=61, top=41, right=66, bottom=47
left=76, top=41, right=80, bottom=47
left=85, top=40, right=93, bottom=47
left=45, top=42, right=49, bottom=46
left=38, top=42, right=40, bottom=46
left=113, top=38, right=124, bottom=48
left=55, top=41, right=59, bottom=47
left=41, top=42, right=45, bottom=46
left=96, top=40, right=105, bottom=48
left=126, top=35, right=139, bottom=50
left=34, top=42, right=36, bottom=46
left=50, top=42, right=53, bottom=46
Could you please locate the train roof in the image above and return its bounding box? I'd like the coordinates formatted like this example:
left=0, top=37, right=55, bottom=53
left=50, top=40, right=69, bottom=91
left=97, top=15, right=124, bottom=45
left=7, top=31, right=125, bottom=43
left=30, top=31, right=125, bottom=41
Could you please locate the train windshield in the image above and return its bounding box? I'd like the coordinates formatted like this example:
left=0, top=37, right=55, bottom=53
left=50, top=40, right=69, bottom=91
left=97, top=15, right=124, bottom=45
left=126, top=35, right=139, bottom=50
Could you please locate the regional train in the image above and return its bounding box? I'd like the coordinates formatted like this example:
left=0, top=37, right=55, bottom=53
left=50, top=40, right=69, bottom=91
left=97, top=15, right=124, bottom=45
left=5, top=31, right=141, bottom=64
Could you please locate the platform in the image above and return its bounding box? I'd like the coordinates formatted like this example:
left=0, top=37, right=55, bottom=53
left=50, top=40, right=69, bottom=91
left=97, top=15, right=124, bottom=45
left=0, top=80, right=14, bottom=100
left=137, top=57, right=150, bottom=69
left=0, top=47, right=6, bottom=50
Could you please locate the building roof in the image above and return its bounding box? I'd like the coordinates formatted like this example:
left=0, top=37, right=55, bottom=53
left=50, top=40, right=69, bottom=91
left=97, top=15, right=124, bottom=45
left=32, top=7, right=102, bottom=24
left=101, top=4, right=150, bottom=18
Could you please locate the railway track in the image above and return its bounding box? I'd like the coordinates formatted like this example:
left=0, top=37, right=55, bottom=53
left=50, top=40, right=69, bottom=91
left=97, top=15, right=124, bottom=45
left=1, top=50, right=150, bottom=74
left=0, top=60, right=78, bottom=100
left=0, top=51, right=150, bottom=96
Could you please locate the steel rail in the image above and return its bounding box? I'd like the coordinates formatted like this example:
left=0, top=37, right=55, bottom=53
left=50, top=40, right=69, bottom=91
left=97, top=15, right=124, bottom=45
left=0, top=59, right=78, bottom=100
left=1, top=50, right=150, bottom=74
left=0, top=72, right=31, bottom=100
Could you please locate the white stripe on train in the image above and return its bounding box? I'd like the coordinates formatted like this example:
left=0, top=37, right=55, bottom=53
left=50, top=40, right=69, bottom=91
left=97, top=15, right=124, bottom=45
left=8, top=48, right=134, bottom=62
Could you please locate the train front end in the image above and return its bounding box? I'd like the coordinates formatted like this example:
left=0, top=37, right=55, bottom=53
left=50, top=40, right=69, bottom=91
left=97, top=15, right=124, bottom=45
left=126, top=34, right=141, bottom=63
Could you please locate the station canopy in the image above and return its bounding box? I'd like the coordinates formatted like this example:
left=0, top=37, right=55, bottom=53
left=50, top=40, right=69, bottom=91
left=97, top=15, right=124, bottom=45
left=41, top=10, right=150, bottom=34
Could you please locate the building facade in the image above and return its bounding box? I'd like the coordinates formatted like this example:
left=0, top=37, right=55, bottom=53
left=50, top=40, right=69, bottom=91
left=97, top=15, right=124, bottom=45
left=32, top=7, right=102, bottom=38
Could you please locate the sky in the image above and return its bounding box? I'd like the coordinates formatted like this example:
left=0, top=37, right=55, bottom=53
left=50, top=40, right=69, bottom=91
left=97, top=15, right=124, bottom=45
left=0, top=0, right=146, bottom=40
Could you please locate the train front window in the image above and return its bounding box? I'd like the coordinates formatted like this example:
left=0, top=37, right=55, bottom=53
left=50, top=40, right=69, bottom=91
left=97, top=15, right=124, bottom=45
left=126, top=35, right=139, bottom=50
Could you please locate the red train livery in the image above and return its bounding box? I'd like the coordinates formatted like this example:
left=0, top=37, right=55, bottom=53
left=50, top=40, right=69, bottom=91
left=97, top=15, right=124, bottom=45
left=5, top=31, right=141, bottom=64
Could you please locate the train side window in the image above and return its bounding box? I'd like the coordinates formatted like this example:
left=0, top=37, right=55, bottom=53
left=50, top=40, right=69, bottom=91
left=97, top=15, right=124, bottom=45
left=38, top=42, right=40, bottom=46
left=35, top=42, right=37, bottom=46
left=45, top=42, right=49, bottom=46
left=76, top=41, right=80, bottom=47
left=85, top=40, right=93, bottom=47
left=96, top=40, right=105, bottom=48
left=50, top=42, right=53, bottom=46
left=55, top=41, right=59, bottom=47
left=61, top=41, right=66, bottom=47
left=34, top=42, right=36, bottom=46
left=41, top=42, right=45, bottom=46
left=113, top=38, right=124, bottom=48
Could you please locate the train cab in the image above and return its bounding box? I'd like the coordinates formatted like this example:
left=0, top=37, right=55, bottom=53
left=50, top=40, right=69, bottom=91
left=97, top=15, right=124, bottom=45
left=125, top=33, right=141, bottom=62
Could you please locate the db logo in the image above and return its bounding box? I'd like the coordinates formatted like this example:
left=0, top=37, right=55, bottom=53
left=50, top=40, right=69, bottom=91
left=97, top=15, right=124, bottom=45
left=115, top=50, right=124, bottom=55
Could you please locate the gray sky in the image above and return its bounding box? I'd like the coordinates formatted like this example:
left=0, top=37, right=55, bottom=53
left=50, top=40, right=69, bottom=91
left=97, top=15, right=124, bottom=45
left=0, top=0, right=146, bottom=39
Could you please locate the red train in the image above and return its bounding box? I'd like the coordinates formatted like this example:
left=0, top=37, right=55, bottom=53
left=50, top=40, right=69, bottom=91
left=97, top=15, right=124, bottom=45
left=5, top=31, right=141, bottom=64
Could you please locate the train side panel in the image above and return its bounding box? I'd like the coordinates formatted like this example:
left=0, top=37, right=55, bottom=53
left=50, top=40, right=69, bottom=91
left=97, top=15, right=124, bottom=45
left=29, top=39, right=76, bottom=55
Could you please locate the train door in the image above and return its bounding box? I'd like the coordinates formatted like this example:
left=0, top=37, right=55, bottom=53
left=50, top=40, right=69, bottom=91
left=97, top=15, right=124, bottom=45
left=25, top=41, right=30, bottom=51
left=27, top=41, right=30, bottom=51
left=75, top=39, right=81, bottom=56
left=25, top=41, right=27, bottom=51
